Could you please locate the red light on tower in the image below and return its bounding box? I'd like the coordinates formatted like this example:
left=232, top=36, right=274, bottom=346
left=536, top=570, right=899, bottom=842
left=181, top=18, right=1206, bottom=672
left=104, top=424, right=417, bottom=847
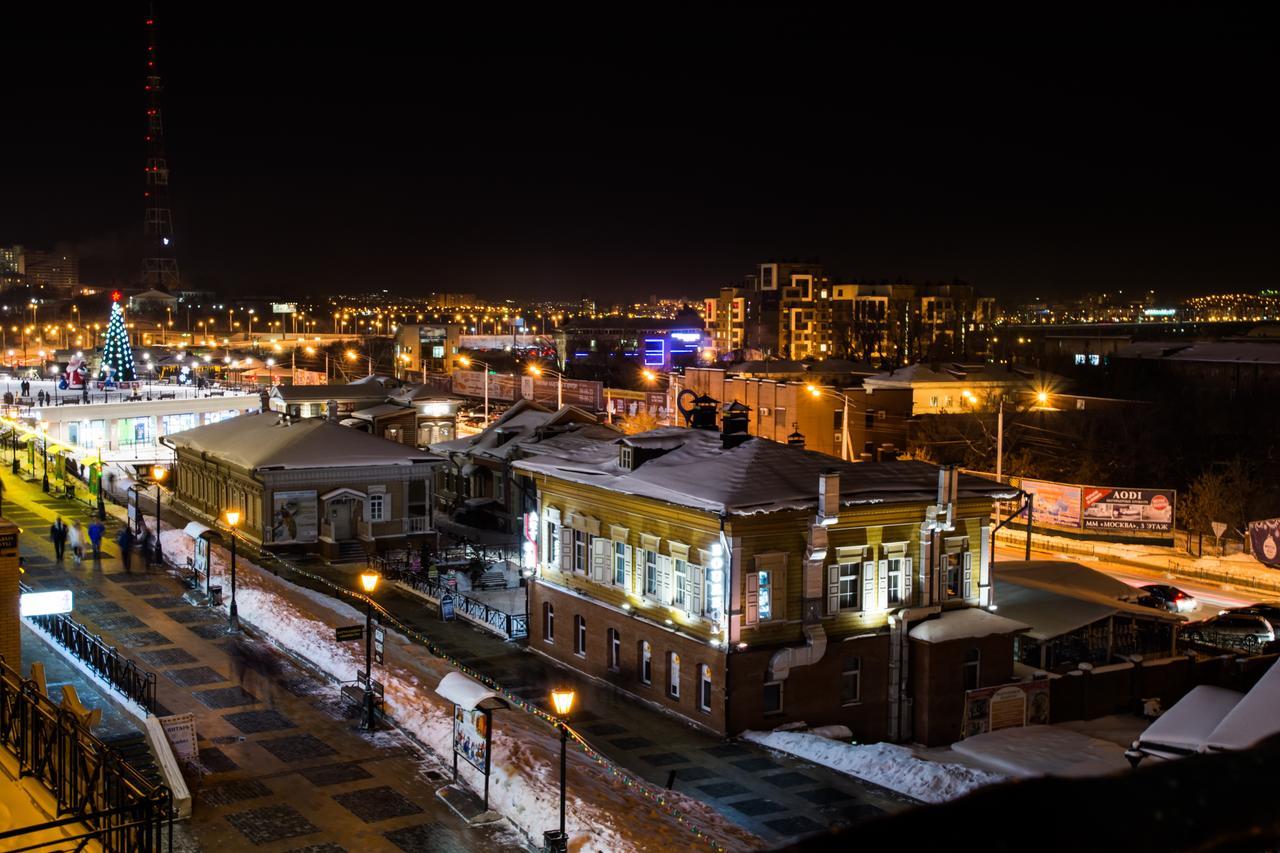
left=111, top=290, right=123, bottom=303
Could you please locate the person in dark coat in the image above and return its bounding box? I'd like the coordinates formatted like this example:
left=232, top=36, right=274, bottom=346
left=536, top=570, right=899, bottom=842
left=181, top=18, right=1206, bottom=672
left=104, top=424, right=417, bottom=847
left=116, top=526, right=135, bottom=572
left=50, top=517, right=68, bottom=561
left=88, top=521, right=105, bottom=561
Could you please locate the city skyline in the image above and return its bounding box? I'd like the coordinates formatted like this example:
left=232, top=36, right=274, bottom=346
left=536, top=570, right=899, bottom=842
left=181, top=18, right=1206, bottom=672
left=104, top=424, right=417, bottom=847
left=1, top=9, right=1275, bottom=302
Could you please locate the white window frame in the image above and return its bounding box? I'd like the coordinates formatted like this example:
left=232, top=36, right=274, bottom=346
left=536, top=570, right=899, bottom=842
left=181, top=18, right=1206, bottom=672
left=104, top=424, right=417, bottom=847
left=573, top=530, right=589, bottom=573
left=574, top=615, right=586, bottom=657
left=673, top=559, right=687, bottom=608
left=644, top=550, right=657, bottom=596
left=614, top=541, right=626, bottom=586
left=368, top=493, right=386, bottom=522
left=837, top=562, right=859, bottom=610
left=542, top=601, right=554, bottom=644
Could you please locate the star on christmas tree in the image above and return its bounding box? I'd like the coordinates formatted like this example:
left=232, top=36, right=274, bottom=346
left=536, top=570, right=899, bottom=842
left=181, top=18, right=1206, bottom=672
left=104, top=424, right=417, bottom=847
left=99, top=291, right=137, bottom=385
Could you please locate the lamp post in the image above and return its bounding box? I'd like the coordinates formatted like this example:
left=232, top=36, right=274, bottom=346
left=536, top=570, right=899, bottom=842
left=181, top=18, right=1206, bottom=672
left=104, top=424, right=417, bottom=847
left=642, top=368, right=681, bottom=426
left=151, top=465, right=166, bottom=565
left=96, top=443, right=106, bottom=520
left=225, top=509, right=241, bottom=631
left=806, top=384, right=857, bottom=461
left=527, top=364, right=563, bottom=409
left=359, top=570, right=380, bottom=730
left=40, top=426, right=49, bottom=493
left=548, top=687, right=576, bottom=850
left=10, top=425, right=18, bottom=474
left=458, top=355, right=491, bottom=422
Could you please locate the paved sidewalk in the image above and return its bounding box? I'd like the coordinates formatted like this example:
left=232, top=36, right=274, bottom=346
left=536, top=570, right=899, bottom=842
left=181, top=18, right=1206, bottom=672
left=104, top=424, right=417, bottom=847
left=3, top=469, right=525, bottom=853
left=285, top=556, right=912, bottom=845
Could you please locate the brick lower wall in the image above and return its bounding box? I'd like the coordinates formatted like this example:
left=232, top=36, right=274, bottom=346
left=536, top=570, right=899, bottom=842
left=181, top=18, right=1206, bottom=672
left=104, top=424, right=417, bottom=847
left=0, top=520, right=21, bottom=668
left=529, top=581, right=727, bottom=734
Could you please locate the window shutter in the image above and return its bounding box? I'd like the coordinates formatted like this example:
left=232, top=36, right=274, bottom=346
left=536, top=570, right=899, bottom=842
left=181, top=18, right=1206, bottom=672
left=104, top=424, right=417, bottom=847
left=826, top=564, right=840, bottom=615
left=591, top=537, right=608, bottom=583
left=624, top=545, right=635, bottom=593
left=963, top=551, right=972, bottom=598
left=745, top=571, right=759, bottom=625
left=772, top=557, right=786, bottom=621
left=903, top=557, right=913, bottom=605
left=862, top=560, right=875, bottom=611
left=658, top=555, right=673, bottom=604
left=689, top=565, right=703, bottom=615
left=878, top=560, right=888, bottom=611
left=559, top=528, right=573, bottom=572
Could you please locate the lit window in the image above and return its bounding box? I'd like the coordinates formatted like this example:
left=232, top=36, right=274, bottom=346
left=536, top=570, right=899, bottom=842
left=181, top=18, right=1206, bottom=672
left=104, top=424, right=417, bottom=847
left=668, top=652, right=680, bottom=699
left=945, top=552, right=963, bottom=598
left=645, top=550, right=657, bottom=595
left=639, top=641, right=652, bottom=684
left=887, top=558, right=903, bottom=605
left=757, top=571, right=772, bottom=621
left=673, top=559, right=687, bottom=608
left=698, top=664, right=712, bottom=712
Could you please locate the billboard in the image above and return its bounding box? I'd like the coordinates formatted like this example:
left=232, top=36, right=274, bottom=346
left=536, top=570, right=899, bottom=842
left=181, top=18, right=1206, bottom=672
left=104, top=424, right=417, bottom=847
left=271, top=490, right=318, bottom=544
left=962, top=680, right=1050, bottom=739
left=453, top=706, right=490, bottom=773
left=1021, top=479, right=1082, bottom=529
left=1249, top=518, right=1280, bottom=569
left=1081, top=487, right=1175, bottom=534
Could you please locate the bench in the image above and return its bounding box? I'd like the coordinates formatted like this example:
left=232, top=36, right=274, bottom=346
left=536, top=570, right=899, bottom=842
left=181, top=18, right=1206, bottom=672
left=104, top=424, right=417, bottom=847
left=158, top=392, right=176, bottom=400
left=207, top=391, right=225, bottom=396
left=341, top=673, right=385, bottom=721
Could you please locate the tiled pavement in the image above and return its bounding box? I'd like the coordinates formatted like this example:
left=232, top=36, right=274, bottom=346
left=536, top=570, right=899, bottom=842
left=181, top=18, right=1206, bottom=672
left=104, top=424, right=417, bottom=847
left=4, top=471, right=525, bottom=853
left=285, top=559, right=917, bottom=845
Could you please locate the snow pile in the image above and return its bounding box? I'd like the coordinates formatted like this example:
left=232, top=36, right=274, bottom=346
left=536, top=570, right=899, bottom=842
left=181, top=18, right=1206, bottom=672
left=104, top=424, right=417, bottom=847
left=159, top=529, right=760, bottom=852
left=950, top=726, right=1129, bottom=778
left=742, top=730, right=1005, bottom=804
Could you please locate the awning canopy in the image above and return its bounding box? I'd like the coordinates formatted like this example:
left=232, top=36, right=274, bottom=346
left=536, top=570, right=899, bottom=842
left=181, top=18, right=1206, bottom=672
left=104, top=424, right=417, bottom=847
left=182, top=521, right=220, bottom=541
left=435, top=672, right=510, bottom=712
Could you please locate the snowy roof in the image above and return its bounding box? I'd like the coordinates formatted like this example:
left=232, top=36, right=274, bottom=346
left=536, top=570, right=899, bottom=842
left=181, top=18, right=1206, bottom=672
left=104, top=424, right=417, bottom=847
left=1203, top=659, right=1280, bottom=751
left=994, top=561, right=1139, bottom=602
left=513, top=427, right=1019, bottom=515
left=991, top=582, right=1117, bottom=640
left=1138, top=685, right=1244, bottom=754
left=350, top=403, right=411, bottom=420
left=863, top=363, right=1059, bottom=389
left=270, top=384, right=389, bottom=403
left=435, top=671, right=510, bottom=711
left=162, top=412, right=438, bottom=471
left=431, top=399, right=612, bottom=462
left=1114, top=341, right=1280, bottom=365
left=909, top=608, right=1030, bottom=643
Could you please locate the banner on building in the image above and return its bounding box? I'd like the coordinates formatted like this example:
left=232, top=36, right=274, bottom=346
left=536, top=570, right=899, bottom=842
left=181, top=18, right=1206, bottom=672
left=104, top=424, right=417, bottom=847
left=453, top=705, right=491, bottom=774
left=605, top=389, right=670, bottom=421
left=271, top=490, right=318, bottom=544
left=1081, top=487, right=1175, bottom=534
left=1249, top=518, right=1280, bottom=569
left=962, top=679, right=1050, bottom=739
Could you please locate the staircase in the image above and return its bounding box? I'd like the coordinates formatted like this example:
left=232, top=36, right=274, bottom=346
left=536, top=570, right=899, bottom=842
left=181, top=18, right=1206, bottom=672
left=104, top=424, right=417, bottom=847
left=101, top=730, right=164, bottom=788
left=475, top=568, right=509, bottom=591
left=334, top=540, right=368, bottom=563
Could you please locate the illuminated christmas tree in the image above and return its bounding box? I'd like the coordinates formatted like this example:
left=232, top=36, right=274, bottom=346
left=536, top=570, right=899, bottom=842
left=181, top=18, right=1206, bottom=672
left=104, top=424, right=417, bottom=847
left=99, top=291, right=137, bottom=385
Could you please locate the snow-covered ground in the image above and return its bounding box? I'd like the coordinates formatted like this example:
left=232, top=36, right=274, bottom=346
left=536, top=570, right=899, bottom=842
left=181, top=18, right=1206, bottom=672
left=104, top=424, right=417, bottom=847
left=158, top=528, right=761, bottom=852
left=741, top=730, right=1006, bottom=804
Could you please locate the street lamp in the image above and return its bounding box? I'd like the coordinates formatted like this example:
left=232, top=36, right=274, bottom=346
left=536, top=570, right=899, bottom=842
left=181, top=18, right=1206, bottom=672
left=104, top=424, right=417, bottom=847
left=359, top=570, right=380, bottom=730
left=548, top=687, right=576, bottom=849
left=151, top=465, right=166, bottom=565
left=526, top=363, right=563, bottom=409
left=806, top=384, right=855, bottom=461
left=225, top=509, right=241, bottom=631
left=458, top=355, right=492, bottom=421
left=642, top=368, right=681, bottom=426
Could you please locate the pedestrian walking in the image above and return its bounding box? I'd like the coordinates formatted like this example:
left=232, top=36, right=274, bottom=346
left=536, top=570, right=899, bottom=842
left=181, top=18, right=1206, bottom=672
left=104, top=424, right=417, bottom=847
left=88, top=520, right=105, bottom=561
left=50, top=517, right=68, bottom=561
left=116, top=526, right=135, bottom=572
left=137, top=526, right=153, bottom=568
left=68, top=521, right=85, bottom=565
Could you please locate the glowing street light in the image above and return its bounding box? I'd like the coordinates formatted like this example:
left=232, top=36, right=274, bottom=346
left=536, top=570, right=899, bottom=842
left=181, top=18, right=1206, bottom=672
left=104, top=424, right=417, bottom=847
left=806, top=384, right=855, bottom=461
left=527, top=363, right=563, bottom=409
left=225, top=509, right=241, bottom=630
left=458, top=355, right=492, bottom=421
left=151, top=466, right=167, bottom=564
left=359, top=570, right=381, bottom=730
left=549, top=687, right=576, bottom=845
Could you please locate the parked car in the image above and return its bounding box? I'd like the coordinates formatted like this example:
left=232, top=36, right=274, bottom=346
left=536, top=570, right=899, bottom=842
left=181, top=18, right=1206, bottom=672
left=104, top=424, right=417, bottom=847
left=1137, top=584, right=1197, bottom=613
left=1225, top=603, right=1280, bottom=626
left=1182, top=612, right=1275, bottom=650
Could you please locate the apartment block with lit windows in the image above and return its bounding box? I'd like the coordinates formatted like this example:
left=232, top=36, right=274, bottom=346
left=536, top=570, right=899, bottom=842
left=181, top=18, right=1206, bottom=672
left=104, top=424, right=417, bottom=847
left=513, top=421, right=1024, bottom=744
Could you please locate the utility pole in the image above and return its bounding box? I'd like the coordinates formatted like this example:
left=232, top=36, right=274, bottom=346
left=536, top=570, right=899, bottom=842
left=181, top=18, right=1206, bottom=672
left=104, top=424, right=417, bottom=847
left=995, top=398, right=1004, bottom=482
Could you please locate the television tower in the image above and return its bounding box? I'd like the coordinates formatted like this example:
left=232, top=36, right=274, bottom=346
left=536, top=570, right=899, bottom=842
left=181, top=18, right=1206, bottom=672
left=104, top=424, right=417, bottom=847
left=142, top=5, right=180, bottom=291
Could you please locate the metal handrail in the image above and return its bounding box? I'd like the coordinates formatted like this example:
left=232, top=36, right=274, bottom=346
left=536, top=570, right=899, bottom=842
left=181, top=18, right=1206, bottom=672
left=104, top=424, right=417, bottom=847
left=0, top=654, right=172, bottom=852
left=374, top=557, right=527, bottom=640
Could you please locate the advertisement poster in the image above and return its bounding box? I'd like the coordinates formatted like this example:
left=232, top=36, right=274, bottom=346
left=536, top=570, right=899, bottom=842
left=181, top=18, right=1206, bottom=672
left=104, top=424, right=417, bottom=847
left=1021, top=479, right=1082, bottom=530
left=271, top=490, right=318, bottom=543
left=962, top=680, right=1050, bottom=738
left=453, top=706, right=490, bottom=773
left=1082, top=487, right=1175, bottom=534
left=1249, top=518, right=1280, bottom=569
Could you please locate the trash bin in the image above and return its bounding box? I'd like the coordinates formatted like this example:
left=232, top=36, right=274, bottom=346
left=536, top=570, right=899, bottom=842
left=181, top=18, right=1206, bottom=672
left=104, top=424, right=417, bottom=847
left=209, top=585, right=223, bottom=607
left=542, top=830, right=567, bottom=853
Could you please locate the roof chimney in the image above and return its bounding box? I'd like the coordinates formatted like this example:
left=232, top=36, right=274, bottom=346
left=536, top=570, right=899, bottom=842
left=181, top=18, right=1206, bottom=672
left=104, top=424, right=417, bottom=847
left=327, top=399, right=339, bottom=422
left=818, top=469, right=839, bottom=525
left=720, top=400, right=752, bottom=449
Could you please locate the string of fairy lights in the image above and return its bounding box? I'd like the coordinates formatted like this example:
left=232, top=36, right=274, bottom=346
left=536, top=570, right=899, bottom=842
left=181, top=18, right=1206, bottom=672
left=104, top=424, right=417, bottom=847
left=261, top=554, right=729, bottom=851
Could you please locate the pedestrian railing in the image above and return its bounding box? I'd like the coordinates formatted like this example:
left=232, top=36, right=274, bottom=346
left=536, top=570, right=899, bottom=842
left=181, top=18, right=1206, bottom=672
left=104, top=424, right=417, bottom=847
left=20, top=584, right=158, bottom=714
left=379, top=563, right=528, bottom=640
left=0, top=654, right=172, bottom=852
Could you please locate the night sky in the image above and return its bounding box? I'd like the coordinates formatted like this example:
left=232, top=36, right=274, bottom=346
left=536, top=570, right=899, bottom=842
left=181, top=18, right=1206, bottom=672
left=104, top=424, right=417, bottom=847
left=2, top=7, right=1276, bottom=302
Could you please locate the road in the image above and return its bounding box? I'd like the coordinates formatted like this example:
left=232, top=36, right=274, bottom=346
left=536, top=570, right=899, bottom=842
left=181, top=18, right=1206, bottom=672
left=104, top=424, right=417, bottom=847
left=994, top=544, right=1279, bottom=619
